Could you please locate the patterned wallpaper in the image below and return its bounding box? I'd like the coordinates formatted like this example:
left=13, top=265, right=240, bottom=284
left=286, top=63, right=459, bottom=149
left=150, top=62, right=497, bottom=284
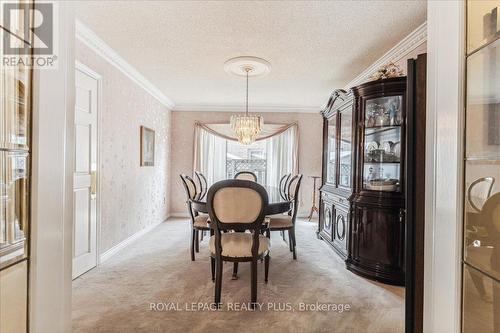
left=76, top=40, right=171, bottom=253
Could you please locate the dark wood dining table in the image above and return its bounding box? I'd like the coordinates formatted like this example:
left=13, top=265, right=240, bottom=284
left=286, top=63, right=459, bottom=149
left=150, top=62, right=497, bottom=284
left=191, top=185, right=292, bottom=216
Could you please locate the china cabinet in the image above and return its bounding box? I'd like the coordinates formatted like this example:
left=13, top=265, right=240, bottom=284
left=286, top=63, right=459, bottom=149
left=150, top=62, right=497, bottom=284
left=347, top=77, right=407, bottom=286
left=318, top=77, right=408, bottom=286
left=318, top=89, right=354, bottom=259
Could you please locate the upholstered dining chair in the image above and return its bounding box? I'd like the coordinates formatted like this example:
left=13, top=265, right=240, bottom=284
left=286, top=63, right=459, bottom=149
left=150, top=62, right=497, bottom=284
left=268, top=174, right=302, bottom=259
left=206, top=179, right=270, bottom=307
left=234, top=171, right=257, bottom=182
left=194, top=171, right=208, bottom=200
left=180, top=174, right=210, bottom=261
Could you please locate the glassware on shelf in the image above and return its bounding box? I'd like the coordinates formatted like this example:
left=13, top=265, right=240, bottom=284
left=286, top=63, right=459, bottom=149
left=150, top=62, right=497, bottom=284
left=365, top=96, right=402, bottom=128
left=363, top=95, right=403, bottom=192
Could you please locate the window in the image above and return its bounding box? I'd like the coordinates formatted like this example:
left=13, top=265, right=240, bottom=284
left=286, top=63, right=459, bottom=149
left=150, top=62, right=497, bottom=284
left=226, top=139, right=267, bottom=183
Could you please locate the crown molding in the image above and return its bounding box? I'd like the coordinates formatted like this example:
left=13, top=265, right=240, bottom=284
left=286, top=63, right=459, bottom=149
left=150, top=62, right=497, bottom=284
left=344, top=21, right=427, bottom=89
left=75, top=19, right=175, bottom=109
left=173, top=104, right=320, bottom=114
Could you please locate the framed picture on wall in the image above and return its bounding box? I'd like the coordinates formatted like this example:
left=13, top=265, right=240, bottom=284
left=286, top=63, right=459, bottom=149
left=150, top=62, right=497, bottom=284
left=140, top=126, right=155, bottom=166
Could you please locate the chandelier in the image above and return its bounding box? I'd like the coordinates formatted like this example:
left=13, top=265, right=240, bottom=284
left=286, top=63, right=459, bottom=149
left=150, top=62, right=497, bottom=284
left=230, top=67, right=264, bottom=145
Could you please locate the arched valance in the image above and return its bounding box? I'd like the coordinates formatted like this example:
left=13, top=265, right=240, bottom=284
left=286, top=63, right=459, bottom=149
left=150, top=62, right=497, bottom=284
left=194, top=121, right=298, bottom=141
left=193, top=122, right=299, bottom=188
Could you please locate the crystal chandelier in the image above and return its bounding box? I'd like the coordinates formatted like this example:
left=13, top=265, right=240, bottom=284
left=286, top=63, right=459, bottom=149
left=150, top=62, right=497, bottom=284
left=230, top=67, right=264, bottom=145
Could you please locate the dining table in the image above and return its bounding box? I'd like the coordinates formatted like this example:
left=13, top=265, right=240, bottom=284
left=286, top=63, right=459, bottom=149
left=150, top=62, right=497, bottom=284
left=191, top=185, right=292, bottom=216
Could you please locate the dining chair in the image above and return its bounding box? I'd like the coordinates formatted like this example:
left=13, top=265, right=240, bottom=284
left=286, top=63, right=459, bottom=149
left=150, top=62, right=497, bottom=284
left=467, top=177, right=495, bottom=212
left=206, top=179, right=270, bottom=307
left=268, top=174, right=302, bottom=259
left=234, top=171, right=257, bottom=182
left=180, top=174, right=210, bottom=261
left=279, top=173, right=291, bottom=200
left=194, top=171, right=208, bottom=200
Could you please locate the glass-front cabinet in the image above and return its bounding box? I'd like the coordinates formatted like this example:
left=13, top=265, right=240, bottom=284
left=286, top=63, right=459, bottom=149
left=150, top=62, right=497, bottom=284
left=348, top=77, right=407, bottom=286
left=0, top=3, right=32, bottom=270
left=462, top=1, right=500, bottom=332
left=318, top=89, right=354, bottom=259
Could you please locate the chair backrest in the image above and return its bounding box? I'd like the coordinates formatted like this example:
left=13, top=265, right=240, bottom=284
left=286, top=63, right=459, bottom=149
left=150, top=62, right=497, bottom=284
left=467, top=177, right=495, bottom=212
left=234, top=171, right=257, bottom=182
left=287, top=174, right=303, bottom=220
left=207, top=179, right=268, bottom=232
left=194, top=171, right=208, bottom=200
left=279, top=173, right=291, bottom=199
left=180, top=174, right=197, bottom=200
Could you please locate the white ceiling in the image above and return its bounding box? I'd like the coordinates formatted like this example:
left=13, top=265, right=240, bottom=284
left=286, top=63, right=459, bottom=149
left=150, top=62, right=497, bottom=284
left=75, top=1, right=426, bottom=111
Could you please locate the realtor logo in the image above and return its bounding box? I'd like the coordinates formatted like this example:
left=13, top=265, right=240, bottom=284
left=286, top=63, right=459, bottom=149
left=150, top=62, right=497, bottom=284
left=1, top=1, right=58, bottom=68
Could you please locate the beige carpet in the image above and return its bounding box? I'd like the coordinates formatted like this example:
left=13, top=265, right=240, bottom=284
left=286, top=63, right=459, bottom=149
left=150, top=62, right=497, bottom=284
left=72, top=218, right=404, bottom=333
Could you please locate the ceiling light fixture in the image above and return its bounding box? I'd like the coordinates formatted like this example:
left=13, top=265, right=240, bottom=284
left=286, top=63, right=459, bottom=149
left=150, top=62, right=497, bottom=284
left=225, top=56, right=270, bottom=145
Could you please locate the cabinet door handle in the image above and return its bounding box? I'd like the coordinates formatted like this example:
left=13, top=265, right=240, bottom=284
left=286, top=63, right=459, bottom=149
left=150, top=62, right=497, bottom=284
left=399, top=209, right=405, bottom=223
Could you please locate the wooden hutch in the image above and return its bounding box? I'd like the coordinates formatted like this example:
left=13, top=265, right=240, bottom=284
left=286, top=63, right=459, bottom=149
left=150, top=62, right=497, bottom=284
left=318, top=77, right=407, bottom=286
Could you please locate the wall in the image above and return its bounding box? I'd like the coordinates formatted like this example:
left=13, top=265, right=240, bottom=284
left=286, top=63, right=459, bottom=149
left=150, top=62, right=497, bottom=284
left=169, top=111, right=323, bottom=217
left=76, top=39, right=171, bottom=254
left=344, top=22, right=427, bottom=89
left=393, top=42, right=427, bottom=74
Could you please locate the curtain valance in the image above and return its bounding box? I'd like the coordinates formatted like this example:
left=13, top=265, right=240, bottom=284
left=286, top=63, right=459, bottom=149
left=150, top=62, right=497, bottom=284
left=194, top=122, right=298, bottom=142
left=193, top=122, right=299, bottom=188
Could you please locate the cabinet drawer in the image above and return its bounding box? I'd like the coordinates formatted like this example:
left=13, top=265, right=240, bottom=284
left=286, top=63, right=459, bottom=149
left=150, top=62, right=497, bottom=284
left=322, top=193, right=348, bottom=206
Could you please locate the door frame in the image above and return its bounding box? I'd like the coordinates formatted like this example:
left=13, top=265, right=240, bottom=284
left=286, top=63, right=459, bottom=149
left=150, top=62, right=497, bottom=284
left=424, top=1, right=465, bottom=332
left=74, top=61, right=102, bottom=270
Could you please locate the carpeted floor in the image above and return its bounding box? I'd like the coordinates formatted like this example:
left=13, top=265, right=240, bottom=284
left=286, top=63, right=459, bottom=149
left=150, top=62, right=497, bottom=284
left=72, top=218, right=404, bottom=333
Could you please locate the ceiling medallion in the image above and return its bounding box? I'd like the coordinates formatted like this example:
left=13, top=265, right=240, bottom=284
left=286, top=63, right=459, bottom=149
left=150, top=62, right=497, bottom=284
left=225, top=57, right=270, bottom=145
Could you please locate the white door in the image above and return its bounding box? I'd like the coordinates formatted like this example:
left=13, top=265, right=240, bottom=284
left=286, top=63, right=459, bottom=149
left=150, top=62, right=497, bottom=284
left=72, top=65, right=99, bottom=279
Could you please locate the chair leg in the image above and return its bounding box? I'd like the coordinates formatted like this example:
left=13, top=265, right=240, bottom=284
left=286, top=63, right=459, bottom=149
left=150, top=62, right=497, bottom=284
left=251, top=259, right=258, bottom=308
left=232, top=262, right=239, bottom=280
left=264, top=254, right=270, bottom=283
left=282, top=230, right=286, bottom=242
left=190, top=229, right=196, bottom=261
left=215, top=258, right=223, bottom=307
left=290, top=228, right=297, bottom=260
left=288, top=229, right=293, bottom=252
left=201, top=230, right=204, bottom=242
left=196, top=230, right=200, bottom=252
left=210, top=257, right=215, bottom=282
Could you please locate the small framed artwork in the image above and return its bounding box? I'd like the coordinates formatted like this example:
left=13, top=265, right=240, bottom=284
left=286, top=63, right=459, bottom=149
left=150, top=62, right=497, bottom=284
left=140, top=126, right=155, bottom=166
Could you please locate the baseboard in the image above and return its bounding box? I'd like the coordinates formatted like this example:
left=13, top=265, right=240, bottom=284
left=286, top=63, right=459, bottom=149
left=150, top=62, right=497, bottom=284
left=168, top=212, right=189, bottom=218
left=99, top=220, right=165, bottom=263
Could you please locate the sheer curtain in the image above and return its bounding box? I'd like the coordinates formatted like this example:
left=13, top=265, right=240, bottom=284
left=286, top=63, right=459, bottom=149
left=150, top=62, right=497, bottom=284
left=265, top=125, right=299, bottom=187
left=194, top=127, right=227, bottom=186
